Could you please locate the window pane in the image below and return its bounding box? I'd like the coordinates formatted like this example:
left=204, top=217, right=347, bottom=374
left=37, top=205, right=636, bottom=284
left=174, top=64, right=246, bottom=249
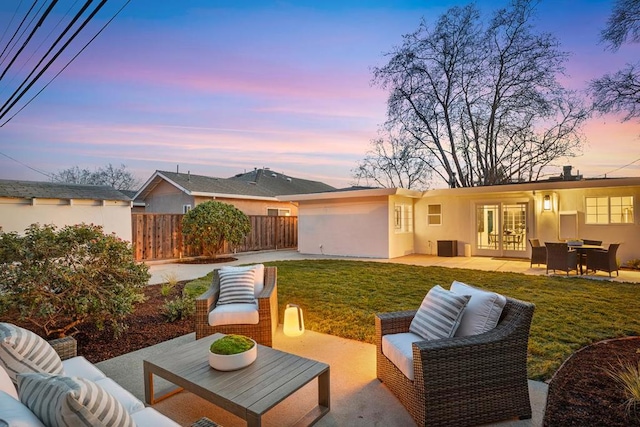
left=585, top=197, right=609, bottom=224
left=427, top=204, right=442, bottom=225
left=610, top=196, right=634, bottom=223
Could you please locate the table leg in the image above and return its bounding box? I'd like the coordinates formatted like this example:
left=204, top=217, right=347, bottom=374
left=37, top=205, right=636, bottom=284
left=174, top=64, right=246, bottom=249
left=318, top=369, right=330, bottom=410
left=143, top=361, right=154, bottom=405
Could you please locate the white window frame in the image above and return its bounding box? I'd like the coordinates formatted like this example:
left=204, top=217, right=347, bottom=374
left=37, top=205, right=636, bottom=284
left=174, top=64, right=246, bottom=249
left=182, top=204, right=192, bottom=214
left=427, top=204, right=442, bottom=226
left=585, top=196, right=634, bottom=224
left=394, top=203, right=413, bottom=233
left=267, top=208, right=291, bottom=216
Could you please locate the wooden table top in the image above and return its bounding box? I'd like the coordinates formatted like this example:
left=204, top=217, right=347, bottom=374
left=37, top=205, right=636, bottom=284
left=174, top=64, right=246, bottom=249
left=143, top=333, right=330, bottom=421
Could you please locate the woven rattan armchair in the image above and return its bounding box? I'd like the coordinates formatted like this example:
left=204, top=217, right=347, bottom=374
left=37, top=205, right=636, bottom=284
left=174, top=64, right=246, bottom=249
left=375, top=297, right=535, bottom=427
left=545, top=242, right=578, bottom=275
left=586, top=243, right=620, bottom=277
left=195, top=267, right=278, bottom=346
left=528, top=238, right=546, bottom=267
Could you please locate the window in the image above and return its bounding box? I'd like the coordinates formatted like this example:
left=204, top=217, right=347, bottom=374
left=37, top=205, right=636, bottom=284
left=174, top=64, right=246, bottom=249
left=610, top=196, right=634, bottom=223
left=394, top=203, right=413, bottom=233
left=427, top=204, right=442, bottom=225
left=182, top=204, right=192, bottom=214
left=586, top=196, right=634, bottom=224
left=267, top=208, right=291, bottom=216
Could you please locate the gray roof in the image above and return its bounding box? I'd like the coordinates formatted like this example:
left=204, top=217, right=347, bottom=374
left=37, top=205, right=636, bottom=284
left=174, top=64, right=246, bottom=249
left=0, top=179, right=132, bottom=201
left=136, top=169, right=335, bottom=201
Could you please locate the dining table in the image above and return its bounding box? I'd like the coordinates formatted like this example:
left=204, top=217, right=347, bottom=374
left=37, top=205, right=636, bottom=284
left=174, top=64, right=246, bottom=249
left=568, top=243, right=605, bottom=274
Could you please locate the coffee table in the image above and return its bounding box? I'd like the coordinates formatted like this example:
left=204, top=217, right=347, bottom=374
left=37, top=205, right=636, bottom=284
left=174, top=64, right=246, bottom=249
left=143, top=333, right=330, bottom=427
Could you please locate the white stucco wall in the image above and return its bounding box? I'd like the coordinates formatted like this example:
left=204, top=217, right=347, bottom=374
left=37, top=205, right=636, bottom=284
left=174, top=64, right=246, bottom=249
left=388, top=195, right=416, bottom=258
left=297, top=196, right=390, bottom=258
left=0, top=198, right=133, bottom=242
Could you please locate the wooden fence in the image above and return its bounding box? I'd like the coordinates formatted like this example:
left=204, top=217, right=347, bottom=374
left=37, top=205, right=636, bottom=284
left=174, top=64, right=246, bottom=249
left=131, top=214, right=298, bottom=261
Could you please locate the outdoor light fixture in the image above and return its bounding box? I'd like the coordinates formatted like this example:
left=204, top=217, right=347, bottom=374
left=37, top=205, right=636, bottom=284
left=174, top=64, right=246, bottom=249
left=543, top=195, right=551, bottom=211
left=283, top=304, right=304, bottom=337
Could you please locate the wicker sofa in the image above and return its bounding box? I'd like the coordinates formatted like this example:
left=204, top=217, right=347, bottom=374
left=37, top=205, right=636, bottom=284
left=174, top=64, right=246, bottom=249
left=195, top=266, right=278, bottom=346
left=375, top=292, right=535, bottom=427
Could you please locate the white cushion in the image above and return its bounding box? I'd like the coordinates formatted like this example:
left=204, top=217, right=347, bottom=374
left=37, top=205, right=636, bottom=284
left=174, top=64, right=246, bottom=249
left=221, top=264, right=265, bottom=296
left=217, top=268, right=256, bottom=305
left=0, top=323, right=63, bottom=384
left=381, top=332, right=423, bottom=381
left=450, top=281, right=507, bottom=337
left=0, top=390, right=46, bottom=427
left=131, top=407, right=181, bottom=427
left=209, top=302, right=259, bottom=326
left=18, top=373, right=135, bottom=427
left=0, top=364, right=18, bottom=400
left=62, top=356, right=107, bottom=382
left=94, top=377, right=145, bottom=414
left=409, top=285, right=470, bottom=340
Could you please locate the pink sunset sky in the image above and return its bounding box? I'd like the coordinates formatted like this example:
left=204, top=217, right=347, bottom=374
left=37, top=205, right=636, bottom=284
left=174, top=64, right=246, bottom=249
left=0, top=0, right=638, bottom=189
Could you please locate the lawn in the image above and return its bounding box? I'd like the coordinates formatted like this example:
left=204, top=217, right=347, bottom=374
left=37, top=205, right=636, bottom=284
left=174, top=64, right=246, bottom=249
left=186, top=259, right=640, bottom=381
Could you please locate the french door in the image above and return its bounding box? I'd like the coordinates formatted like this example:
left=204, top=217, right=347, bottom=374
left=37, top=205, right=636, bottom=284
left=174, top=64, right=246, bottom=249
left=476, top=202, right=529, bottom=256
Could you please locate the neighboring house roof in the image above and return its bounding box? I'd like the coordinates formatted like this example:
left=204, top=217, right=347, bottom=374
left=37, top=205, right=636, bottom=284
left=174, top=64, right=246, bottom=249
left=0, top=179, right=132, bottom=201
left=135, top=169, right=336, bottom=201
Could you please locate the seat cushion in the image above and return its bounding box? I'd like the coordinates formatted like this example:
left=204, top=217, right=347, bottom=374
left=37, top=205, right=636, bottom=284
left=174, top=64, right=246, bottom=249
left=221, top=264, right=265, bottom=296
left=381, top=332, right=423, bottom=381
left=62, top=356, right=107, bottom=382
left=0, top=364, right=18, bottom=399
left=217, top=268, right=257, bottom=305
left=0, top=323, right=63, bottom=384
left=450, top=281, right=507, bottom=337
left=0, top=390, right=46, bottom=427
left=131, top=407, right=181, bottom=427
left=409, top=285, right=470, bottom=340
left=209, top=302, right=259, bottom=326
left=94, top=377, right=145, bottom=414
left=18, top=373, right=135, bottom=427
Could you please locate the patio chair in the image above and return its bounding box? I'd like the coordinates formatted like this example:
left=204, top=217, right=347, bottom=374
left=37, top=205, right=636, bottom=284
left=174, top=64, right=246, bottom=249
left=579, top=239, right=603, bottom=267
left=528, top=238, right=546, bottom=267
left=195, top=266, right=278, bottom=347
left=545, top=242, right=578, bottom=275
left=586, top=243, right=621, bottom=277
left=375, top=294, right=535, bottom=427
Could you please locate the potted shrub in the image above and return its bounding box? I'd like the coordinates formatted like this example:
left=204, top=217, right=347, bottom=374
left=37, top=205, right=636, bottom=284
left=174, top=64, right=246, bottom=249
left=208, top=334, right=257, bottom=371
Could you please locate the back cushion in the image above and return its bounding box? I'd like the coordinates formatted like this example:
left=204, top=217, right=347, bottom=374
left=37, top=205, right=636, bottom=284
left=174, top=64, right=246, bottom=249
left=220, top=264, right=265, bottom=296
left=409, top=285, right=470, bottom=340
left=450, top=281, right=507, bottom=336
left=0, top=323, right=63, bottom=384
left=217, top=268, right=256, bottom=305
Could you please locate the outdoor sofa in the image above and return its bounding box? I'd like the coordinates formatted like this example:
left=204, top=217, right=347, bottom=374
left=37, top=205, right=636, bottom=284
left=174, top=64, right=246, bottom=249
left=0, top=322, right=182, bottom=427
left=376, top=282, right=535, bottom=426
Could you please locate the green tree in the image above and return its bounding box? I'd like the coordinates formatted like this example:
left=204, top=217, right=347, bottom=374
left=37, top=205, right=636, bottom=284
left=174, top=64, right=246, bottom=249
left=182, top=201, right=251, bottom=258
left=0, top=224, right=149, bottom=338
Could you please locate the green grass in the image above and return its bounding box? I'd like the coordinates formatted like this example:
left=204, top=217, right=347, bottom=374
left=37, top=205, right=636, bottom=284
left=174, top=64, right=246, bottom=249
left=184, top=259, right=640, bottom=381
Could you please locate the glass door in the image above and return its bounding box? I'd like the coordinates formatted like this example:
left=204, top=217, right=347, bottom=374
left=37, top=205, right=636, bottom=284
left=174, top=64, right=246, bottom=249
left=476, top=202, right=528, bottom=256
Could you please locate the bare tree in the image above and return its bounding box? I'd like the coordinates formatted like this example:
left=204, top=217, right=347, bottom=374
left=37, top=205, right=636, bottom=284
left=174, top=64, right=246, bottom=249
left=590, top=0, right=640, bottom=121
left=51, top=163, right=140, bottom=191
left=367, top=0, right=588, bottom=188
left=353, top=126, right=432, bottom=190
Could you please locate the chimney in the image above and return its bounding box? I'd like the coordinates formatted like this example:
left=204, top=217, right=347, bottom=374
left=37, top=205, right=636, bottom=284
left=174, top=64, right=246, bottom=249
left=562, top=166, right=572, bottom=181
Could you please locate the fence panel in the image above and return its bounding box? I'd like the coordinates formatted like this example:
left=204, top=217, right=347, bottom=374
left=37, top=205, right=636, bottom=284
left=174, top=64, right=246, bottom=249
left=131, top=214, right=298, bottom=261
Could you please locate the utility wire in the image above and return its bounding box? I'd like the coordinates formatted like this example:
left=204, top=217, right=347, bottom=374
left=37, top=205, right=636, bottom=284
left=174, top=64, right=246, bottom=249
left=0, top=0, right=27, bottom=63
left=598, top=157, right=640, bottom=177
left=0, top=150, right=53, bottom=178
left=0, top=0, right=37, bottom=66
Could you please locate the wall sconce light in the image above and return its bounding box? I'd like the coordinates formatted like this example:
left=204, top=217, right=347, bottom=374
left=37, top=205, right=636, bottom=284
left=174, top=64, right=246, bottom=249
left=543, top=195, right=551, bottom=211
left=283, top=304, right=304, bottom=337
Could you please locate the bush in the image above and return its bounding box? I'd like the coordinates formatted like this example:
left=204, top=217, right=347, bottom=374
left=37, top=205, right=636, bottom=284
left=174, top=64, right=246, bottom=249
left=0, top=223, right=150, bottom=338
left=162, top=294, right=195, bottom=322
left=182, top=201, right=251, bottom=257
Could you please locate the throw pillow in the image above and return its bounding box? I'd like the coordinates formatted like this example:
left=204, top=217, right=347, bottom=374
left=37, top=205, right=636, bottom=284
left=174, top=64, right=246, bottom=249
left=18, top=373, right=135, bottom=427
left=217, top=268, right=256, bottom=305
left=450, top=281, right=507, bottom=337
left=409, top=285, right=471, bottom=340
left=220, top=264, right=265, bottom=296
left=0, top=323, right=63, bottom=384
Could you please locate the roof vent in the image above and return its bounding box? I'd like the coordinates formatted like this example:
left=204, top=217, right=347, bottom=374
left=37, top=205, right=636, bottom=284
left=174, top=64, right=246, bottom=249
left=271, top=173, right=277, bottom=178
left=286, top=177, right=292, bottom=182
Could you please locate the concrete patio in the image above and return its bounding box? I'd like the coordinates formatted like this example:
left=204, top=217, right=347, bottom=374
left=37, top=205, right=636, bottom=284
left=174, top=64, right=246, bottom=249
left=96, top=249, right=638, bottom=426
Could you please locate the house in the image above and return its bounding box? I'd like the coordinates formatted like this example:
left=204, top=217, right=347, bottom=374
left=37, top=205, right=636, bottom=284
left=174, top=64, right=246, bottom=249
left=134, top=169, right=335, bottom=216
left=280, top=176, right=640, bottom=264
left=0, top=180, right=133, bottom=241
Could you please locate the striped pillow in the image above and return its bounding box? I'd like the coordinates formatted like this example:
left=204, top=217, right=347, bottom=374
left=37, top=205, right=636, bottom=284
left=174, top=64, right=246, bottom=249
left=409, top=285, right=471, bottom=340
left=217, top=268, right=256, bottom=305
left=18, top=373, right=135, bottom=427
left=0, top=323, right=63, bottom=384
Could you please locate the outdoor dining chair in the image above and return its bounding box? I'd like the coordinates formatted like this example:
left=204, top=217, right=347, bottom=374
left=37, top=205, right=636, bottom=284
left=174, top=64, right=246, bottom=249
left=545, top=242, right=579, bottom=275
left=586, top=243, right=621, bottom=277
left=528, top=238, right=546, bottom=267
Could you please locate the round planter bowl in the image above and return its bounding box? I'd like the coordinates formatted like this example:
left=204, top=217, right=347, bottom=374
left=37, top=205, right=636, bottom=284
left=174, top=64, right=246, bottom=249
left=208, top=338, right=257, bottom=371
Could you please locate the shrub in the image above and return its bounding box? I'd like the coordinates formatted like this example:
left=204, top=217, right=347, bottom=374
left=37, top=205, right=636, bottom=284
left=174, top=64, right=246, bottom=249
left=605, top=359, right=640, bottom=419
left=160, top=272, right=178, bottom=297
left=626, top=259, right=640, bottom=270
left=0, top=223, right=149, bottom=338
left=182, top=201, right=251, bottom=257
left=162, top=294, right=195, bottom=322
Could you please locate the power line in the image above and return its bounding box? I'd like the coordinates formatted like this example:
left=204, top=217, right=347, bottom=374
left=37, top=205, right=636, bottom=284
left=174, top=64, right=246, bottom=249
left=598, top=156, right=640, bottom=177
left=0, top=150, right=53, bottom=178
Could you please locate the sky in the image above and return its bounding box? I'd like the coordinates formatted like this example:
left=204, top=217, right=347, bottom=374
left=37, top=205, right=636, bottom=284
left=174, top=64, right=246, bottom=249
left=0, top=0, right=638, bottom=189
